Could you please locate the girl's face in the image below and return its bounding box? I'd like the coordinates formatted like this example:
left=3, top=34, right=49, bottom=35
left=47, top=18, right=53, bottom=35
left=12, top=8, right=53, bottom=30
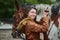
left=27, top=9, right=37, bottom=20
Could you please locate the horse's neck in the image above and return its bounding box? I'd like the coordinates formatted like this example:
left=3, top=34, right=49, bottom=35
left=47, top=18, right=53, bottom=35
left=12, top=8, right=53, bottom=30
left=36, top=14, right=43, bottom=22
left=53, top=19, right=59, bottom=28
left=54, top=21, right=59, bottom=27
left=49, top=15, right=59, bottom=27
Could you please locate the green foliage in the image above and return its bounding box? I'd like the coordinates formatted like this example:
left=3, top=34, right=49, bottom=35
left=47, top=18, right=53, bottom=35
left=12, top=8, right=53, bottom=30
left=25, top=0, right=38, bottom=4
left=56, top=0, right=60, bottom=2
left=0, top=0, right=15, bottom=18
left=37, top=0, right=54, bottom=4
left=25, top=0, right=54, bottom=4
left=0, top=0, right=54, bottom=18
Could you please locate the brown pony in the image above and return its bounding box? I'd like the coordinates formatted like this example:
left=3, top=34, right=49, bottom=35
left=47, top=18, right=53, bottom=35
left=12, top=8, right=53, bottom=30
left=11, top=0, right=25, bottom=38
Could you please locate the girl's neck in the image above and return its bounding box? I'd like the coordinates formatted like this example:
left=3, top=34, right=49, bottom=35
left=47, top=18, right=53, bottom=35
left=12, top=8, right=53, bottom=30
left=27, top=17, right=34, bottom=20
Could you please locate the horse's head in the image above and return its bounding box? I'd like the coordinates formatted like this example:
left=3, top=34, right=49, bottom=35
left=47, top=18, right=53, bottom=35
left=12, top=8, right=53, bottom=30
left=13, top=7, right=26, bottom=19
left=18, top=7, right=26, bottom=19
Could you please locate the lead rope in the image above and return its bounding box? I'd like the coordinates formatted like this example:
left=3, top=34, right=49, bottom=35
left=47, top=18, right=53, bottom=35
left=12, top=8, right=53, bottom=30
left=48, top=21, right=54, bottom=36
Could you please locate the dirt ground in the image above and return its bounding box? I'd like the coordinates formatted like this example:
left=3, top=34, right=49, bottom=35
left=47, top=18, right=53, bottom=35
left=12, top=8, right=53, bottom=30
left=0, top=29, right=43, bottom=40
left=0, top=29, right=24, bottom=40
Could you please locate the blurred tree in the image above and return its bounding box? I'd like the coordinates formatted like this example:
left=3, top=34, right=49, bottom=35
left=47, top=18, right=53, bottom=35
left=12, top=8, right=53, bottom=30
left=0, top=0, right=54, bottom=18
left=56, top=0, right=60, bottom=2
left=25, top=0, right=54, bottom=4
left=37, top=0, right=54, bottom=4
left=25, top=0, right=38, bottom=4
left=0, top=0, right=22, bottom=18
left=0, top=0, right=15, bottom=18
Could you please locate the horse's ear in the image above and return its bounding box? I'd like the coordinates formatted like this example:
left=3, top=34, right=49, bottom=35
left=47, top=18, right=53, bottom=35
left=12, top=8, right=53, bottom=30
left=15, top=0, right=20, bottom=11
